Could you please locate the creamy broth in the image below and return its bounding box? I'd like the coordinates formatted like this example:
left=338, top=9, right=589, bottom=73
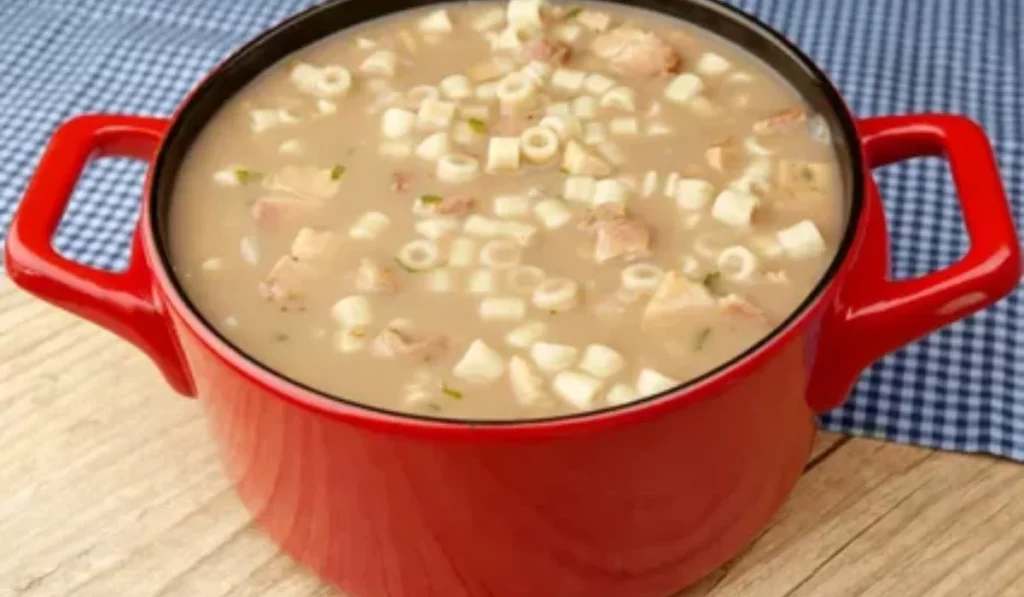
left=169, top=0, right=843, bottom=420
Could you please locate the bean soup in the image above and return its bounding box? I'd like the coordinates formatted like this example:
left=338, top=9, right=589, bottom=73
left=169, top=0, right=844, bottom=420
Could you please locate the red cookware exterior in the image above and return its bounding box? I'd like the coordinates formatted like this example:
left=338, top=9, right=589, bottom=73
left=5, top=2, right=1021, bottom=595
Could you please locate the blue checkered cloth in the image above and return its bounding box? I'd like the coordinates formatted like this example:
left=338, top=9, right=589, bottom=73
left=0, top=0, right=1021, bottom=458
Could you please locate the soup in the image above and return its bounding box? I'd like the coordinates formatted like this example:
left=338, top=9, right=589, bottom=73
left=168, top=0, right=843, bottom=420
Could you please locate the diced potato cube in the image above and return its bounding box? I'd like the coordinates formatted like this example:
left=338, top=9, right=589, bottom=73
left=453, top=340, right=506, bottom=383
left=572, top=95, right=599, bottom=119
left=665, top=73, right=705, bottom=105
left=440, top=74, right=473, bottom=100
left=381, top=108, right=416, bottom=139
left=584, top=73, right=616, bottom=95
left=600, top=86, right=637, bottom=112
left=469, top=269, right=499, bottom=294
left=584, top=122, right=608, bottom=146
left=606, top=383, right=640, bottom=406
left=415, top=132, right=451, bottom=162
left=448, top=237, right=478, bottom=267
left=424, top=268, right=454, bottom=293
left=464, top=214, right=502, bottom=237
left=553, top=371, right=603, bottom=410
left=675, top=179, right=715, bottom=211
left=564, top=175, right=597, bottom=203
left=415, top=217, right=460, bottom=240
left=360, top=50, right=399, bottom=77
left=534, top=198, right=573, bottom=230
left=487, top=137, right=522, bottom=172
left=349, top=211, right=391, bottom=240
left=695, top=52, right=731, bottom=77
left=419, top=9, right=453, bottom=33
left=332, top=295, right=374, bottom=328
left=553, top=22, right=584, bottom=44
left=551, top=68, right=587, bottom=93
left=776, top=220, right=827, bottom=259
left=530, top=342, right=578, bottom=373
left=636, top=368, right=679, bottom=396
left=562, top=140, right=611, bottom=176
left=610, top=117, right=639, bottom=136
left=593, top=178, right=630, bottom=206
left=509, top=356, right=548, bottom=406
left=417, top=99, right=457, bottom=130
left=711, top=189, right=759, bottom=228
left=577, top=10, right=612, bottom=32
left=493, top=194, right=531, bottom=218
left=506, top=321, right=547, bottom=349
left=579, top=344, right=625, bottom=379
left=479, top=296, right=527, bottom=321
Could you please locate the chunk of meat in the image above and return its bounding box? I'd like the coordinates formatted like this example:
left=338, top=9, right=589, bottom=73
left=355, top=258, right=401, bottom=293
left=718, top=293, right=770, bottom=324
left=391, top=171, right=414, bottom=193
left=264, top=165, right=341, bottom=200
left=259, top=256, right=318, bottom=302
left=371, top=326, right=449, bottom=362
left=643, top=272, right=716, bottom=329
left=523, top=36, right=572, bottom=65
left=290, top=228, right=337, bottom=262
left=584, top=206, right=652, bottom=263
left=434, top=195, right=476, bottom=216
left=752, top=108, right=807, bottom=135
left=591, top=27, right=681, bottom=78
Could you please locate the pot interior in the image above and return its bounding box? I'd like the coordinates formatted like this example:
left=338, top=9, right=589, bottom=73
left=151, top=0, right=864, bottom=424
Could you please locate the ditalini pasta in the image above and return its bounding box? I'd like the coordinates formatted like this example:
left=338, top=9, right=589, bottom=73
left=169, top=0, right=844, bottom=420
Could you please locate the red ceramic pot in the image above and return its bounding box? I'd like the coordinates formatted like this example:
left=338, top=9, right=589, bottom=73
left=5, top=1, right=1021, bottom=595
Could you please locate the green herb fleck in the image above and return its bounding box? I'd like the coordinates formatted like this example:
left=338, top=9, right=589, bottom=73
left=234, top=168, right=261, bottom=185
left=549, top=310, right=559, bottom=315
left=565, top=6, right=584, bottom=19
left=694, top=327, right=712, bottom=350
left=702, top=271, right=721, bottom=292
left=330, top=164, right=346, bottom=180
left=441, top=384, right=463, bottom=399
left=420, top=194, right=444, bottom=206
left=468, top=118, right=488, bottom=134
left=559, top=167, right=570, bottom=175
left=426, top=403, right=443, bottom=412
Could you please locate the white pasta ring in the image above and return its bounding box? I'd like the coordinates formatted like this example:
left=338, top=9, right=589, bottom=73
left=397, top=239, right=441, bottom=271
left=717, top=245, right=760, bottom=281
left=520, top=126, right=561, bottom=163
left=621, top=263, right=665, bottom=293
left=437, top=153, right=481, bottom=183
left=505, top=265, right=546, bottom=294
left=406, top=84, right=441, bottom=108
left=496, top=72, right=537, bottom=108
left=479, top=239, right=523, bottom=269
left=315, top=66, right=353, bottom=97
left=532, top=277, right=580, bottom=311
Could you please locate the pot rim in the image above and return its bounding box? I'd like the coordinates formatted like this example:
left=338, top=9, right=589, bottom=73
left=143, top=0, right=866, bottom=437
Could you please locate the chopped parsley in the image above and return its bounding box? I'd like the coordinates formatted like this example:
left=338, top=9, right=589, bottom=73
left=420, top=194, right=444, bottom=206
left=565, top=6, right=584, bottom=19
left=441, top=384, right=463, bottom=399
left=468, top=118, right=488, bottom=134
left=694, top=327, right=712, bottom=350
left=330, top=164, right=346, bottom=180
left=234, top=168, right=261, bottom=185
left=702, top=271, right=721, bottom=293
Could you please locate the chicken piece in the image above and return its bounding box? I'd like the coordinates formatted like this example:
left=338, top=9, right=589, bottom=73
left=718, top=293, right=770, bottom=324
left=259, top=256, right=318, bottom=302
left=642, top=272, right=716, bottom=329
left=591, top=27, right=681, bottom=78
left=355, top=258, right=401, bottom=294
left=585, top=205, right=652, bottom=263
left=290, top=228, right=337, bottom=262
left=391, top=171, right=414, bottom=193
left=434, top=195, right=476, bottom=216
left=705, top=137, right=744, bottom=173
left=523, top=36, right=572, bottom=65
left=250, top=194, right=317, bottom=229
left=372, top=325, right=450, bottom=362
left=264, top=165, right=341, bottom=200
left=752, top=108, right=807, bottom=136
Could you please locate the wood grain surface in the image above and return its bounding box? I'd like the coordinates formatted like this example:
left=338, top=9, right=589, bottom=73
left=2, top=280, right=1022, bottom=597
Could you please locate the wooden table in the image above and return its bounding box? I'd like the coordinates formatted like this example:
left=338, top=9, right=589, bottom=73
left=2, top=279, right=1022, bottom=597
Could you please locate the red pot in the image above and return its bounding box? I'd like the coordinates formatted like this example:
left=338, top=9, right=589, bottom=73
left=5, top=1, right=1021, bottom=595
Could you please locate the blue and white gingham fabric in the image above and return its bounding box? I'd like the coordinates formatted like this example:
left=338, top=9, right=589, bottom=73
left=0, top=0, right=1021, bottom=459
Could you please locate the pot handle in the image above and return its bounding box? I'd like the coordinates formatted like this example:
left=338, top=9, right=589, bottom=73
left=4, top=114, right=196, bottom=396
left=808, top=114, right=1021, bottom=413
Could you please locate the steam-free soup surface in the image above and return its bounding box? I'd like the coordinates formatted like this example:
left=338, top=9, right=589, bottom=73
left=169, top=0, right=843, bottom=420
